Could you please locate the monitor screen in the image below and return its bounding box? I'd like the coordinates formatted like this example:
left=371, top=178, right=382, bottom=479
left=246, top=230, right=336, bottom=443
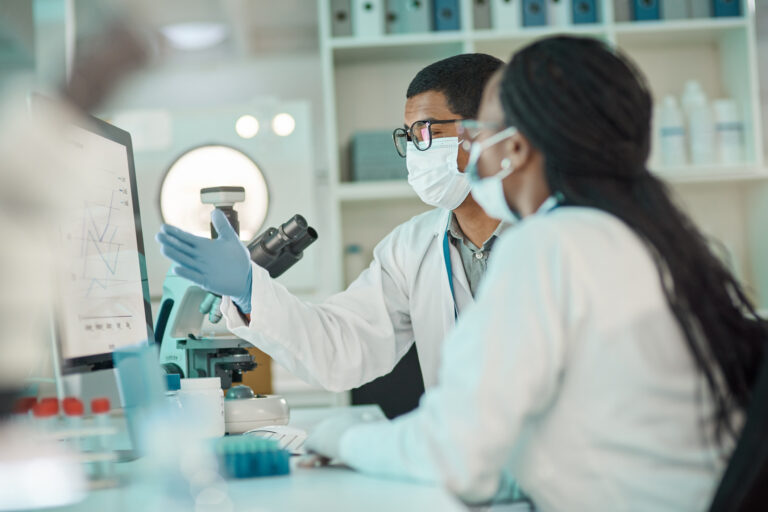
left=55, top=110, right=153, bottom=372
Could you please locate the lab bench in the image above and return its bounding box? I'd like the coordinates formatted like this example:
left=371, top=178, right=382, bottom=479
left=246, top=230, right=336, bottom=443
left=55, top=406, right=468, bottom=512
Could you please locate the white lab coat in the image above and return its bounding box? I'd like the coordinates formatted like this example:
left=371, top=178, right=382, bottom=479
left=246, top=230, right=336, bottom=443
left=220, top=208, right=478, bottom=392
left=335, top=204, right=728, bottom=511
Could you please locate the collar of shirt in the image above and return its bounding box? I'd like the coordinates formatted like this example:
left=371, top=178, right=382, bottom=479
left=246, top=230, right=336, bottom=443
left=535, top=194, right=563, bottom=215
left=446, top=213, right=510, bottom=252
left=446, top=212, right=511, bottom=298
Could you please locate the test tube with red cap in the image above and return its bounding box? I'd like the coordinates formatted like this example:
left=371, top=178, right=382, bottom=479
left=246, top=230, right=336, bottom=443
left=90, top=397, right=113, bottom=478
left=63, top=397, right=85, bottom=449
left=32, top=397, right=60, bottom=433
left=12, top=397, right=37, bottom=424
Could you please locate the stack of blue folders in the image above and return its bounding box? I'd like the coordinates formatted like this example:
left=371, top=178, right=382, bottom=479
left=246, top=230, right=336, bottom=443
left=619, top=0, right=741, bottom=21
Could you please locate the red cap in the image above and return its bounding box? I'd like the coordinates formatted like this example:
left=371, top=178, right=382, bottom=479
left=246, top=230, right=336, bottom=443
left=90, top=397, right=110, bottom=414
left=33, top=399, right=59, bottom=418
left=39, top=397, right=60, bottom=414
left=13, top=397, right=37, bottom=415
left=62, top=397, right=84, bottom=416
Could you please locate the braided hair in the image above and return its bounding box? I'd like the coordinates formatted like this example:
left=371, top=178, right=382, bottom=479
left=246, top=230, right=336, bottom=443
left=499, top=35, right=767, bottom=444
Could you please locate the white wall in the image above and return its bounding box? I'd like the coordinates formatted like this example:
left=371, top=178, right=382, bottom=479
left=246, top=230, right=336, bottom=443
left=101, top=52, right=330, bottom=304
left=105, top=54, right=328, bottom=174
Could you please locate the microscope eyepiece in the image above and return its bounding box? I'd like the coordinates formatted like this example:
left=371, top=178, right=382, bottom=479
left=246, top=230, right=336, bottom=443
left=280, top=215, right=308, bottom=239
left=246, top=214, right=318, bottom=278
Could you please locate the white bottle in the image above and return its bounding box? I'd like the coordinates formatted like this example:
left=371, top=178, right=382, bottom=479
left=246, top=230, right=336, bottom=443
left=178, top=377, right=226, bottom=438
left=713, top=99, right=745, bottom=165
left=658, top=95, right=688, bottom=167
left=681, top=81, right=715, bottom=166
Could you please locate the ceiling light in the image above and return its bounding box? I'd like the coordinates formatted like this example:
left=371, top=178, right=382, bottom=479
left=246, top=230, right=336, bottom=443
left=271, top=113, right=295, bottom=137
left=235, top=115, right=259, bottom=139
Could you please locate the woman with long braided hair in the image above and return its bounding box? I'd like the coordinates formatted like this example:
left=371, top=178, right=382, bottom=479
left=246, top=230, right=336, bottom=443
left=305, top=36, right=767, bottom=511
left=493, top=36, right=766, bottom=450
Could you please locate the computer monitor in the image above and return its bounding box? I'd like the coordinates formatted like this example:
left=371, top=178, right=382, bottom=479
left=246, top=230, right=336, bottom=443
left=53, top=107, right=154, bottom=374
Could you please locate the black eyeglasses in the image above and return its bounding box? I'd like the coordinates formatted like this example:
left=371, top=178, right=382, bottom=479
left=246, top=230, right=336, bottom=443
left=392, top=119, right=463, bottom=158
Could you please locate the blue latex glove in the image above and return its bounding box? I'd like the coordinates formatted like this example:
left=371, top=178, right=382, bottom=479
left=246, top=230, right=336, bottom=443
left=199, top=293, right=223, bottom=323
left=156, top=209, right=253, bottom=313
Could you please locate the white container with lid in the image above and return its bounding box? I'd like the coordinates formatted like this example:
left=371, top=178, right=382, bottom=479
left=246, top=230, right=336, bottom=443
left=681, top=80, right=715, bottom=166
left=658, top=95, right=687, bottom=167
left=713, top=99, right=745, bottom=165
left=178, top=377, right=225, bottom=438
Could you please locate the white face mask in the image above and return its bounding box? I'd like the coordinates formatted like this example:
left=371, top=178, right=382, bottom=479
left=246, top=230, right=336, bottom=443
left=406, top=137, right=471, bottom=210
left=465, top=127, right=518, bottom=223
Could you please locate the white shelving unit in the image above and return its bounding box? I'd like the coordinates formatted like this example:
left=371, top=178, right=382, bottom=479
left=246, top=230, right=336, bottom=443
left=317, top=0, right=768, bottom=307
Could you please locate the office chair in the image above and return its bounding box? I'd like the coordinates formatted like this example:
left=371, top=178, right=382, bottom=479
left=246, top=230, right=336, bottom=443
left=709, top=352, right=768, bottom=511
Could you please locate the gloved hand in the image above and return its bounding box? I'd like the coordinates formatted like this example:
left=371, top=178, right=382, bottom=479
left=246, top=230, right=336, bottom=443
left=156, top=209, right=253, bottom=313
left=199, top=293, right=223, bottom=323
left=304, top=410, right=383, bottom=462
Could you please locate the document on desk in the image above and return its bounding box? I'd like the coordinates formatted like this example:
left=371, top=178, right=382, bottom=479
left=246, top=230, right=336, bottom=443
left=244, top=425, right=308, bottom=455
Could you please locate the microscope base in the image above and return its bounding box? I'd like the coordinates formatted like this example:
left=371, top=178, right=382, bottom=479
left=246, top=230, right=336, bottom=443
left=224, top=394, right=290, bottom=434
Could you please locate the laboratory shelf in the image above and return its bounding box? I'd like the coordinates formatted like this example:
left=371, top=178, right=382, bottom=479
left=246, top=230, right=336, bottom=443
left=472, top=24, right=607, bottom=43
left=613, top=17, right=748, bottom=46
left=319, top=0, right=768, bottom=307
left=329, top=31, right=467, bottom=49
left=335, top=166, right=768, bottom=204
left=331, top=34, right=467, bottom=64
left=653, top=165, right=768, bottom=184
left=337, top=180, right=416, bottom=201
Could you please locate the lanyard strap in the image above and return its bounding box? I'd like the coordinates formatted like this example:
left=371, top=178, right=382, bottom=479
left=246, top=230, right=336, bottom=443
left=441, top=196, right=561, bottom=322
left=442, top=232, right=458, bottom=320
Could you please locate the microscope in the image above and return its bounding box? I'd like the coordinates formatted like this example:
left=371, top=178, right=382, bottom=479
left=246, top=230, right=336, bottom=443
left=156, top=186, right=317, bottom=433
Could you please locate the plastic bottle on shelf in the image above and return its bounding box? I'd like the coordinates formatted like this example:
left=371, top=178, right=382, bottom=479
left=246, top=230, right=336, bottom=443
left=62, top=397, right=85, bottom=450
left=713, top=99, right=745, bottom=165
left=32, top=397, right=60, bottom=434
left=681, top=81, right=715, bottom=166
left=658, top=95, right=687, bottom=167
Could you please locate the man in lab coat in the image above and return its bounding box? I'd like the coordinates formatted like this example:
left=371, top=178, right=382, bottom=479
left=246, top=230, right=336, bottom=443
left=156, top=53, right=508, bottom=397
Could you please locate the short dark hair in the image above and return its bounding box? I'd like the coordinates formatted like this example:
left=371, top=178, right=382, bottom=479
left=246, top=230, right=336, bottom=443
left=406, top=53, right=504, bottom=118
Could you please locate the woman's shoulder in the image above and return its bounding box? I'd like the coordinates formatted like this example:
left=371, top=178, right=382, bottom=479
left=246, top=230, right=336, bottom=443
left=496, top=206, right=626, bottom=254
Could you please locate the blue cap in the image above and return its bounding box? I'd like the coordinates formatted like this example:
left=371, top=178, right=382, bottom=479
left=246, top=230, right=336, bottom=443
left=165, top=373, right=181, bottom=391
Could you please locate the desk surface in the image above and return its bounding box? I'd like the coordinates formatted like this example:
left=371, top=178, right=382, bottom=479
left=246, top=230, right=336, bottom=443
left=58, top=406, right=467, bottom=512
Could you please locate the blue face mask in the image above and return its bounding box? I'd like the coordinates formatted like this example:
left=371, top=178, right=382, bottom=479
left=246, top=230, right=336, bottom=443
left=465, top=127, right=518, bottom=223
